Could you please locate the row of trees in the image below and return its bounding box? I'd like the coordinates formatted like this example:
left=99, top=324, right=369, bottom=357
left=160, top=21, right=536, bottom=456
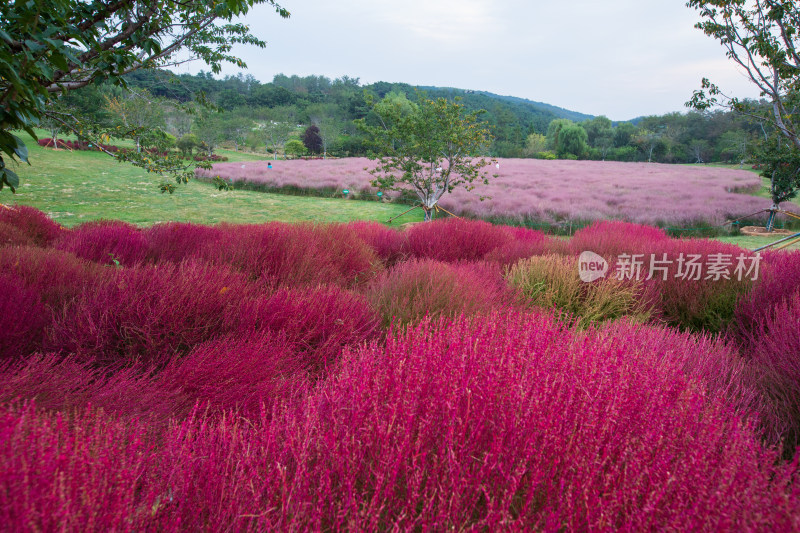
left=57, top=69, right=779, bottom=166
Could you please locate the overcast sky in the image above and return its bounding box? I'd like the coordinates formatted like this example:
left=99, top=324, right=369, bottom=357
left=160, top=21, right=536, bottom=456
left=173, top=0, right=761, bottom=121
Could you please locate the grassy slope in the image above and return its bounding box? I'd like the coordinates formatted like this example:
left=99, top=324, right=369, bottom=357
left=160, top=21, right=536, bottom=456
left=5, top=131, right=423, bottom=227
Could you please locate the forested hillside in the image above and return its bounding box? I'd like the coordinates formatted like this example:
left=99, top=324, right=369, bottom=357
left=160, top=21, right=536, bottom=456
left=45, top=68, right=768, bottom=164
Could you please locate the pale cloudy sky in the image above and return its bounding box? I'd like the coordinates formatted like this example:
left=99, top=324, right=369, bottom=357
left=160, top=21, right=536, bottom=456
left=173, top=0, right=761, bottom=121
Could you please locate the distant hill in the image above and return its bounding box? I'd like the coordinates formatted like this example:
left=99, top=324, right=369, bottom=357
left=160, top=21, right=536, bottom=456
left=472, top=91, right=594, bottom=123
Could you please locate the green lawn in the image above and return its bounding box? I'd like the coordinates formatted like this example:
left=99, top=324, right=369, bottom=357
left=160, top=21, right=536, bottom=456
left=5, top=131, right=424, bottom=227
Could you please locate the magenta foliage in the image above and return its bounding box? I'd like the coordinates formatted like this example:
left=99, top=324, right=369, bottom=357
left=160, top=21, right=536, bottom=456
left=403, top=218, right=514, bottom=262
left=346, top=220, right=407, bottom=264
left=236, top=285, right=382, bottom=372
left=0, top=274, right=47, bottom=360
left=0, top=354, right=180, bottom=425
left=403, top=217, right=558, bottom=265
left=144, top=221, right=225, bottom=263
left=744, top=293, right=800, bottom=450
left=649, top=238, right=755, bottom=333
left=0, top=402, right=163, bottom=532
left=46, top=260, right=253, bottom=367
left=2, top=313, right=799, bottom=529
left=733, top=250, right=800, bottom=341
left=37, top=138, right=119, bottom=152
left=55, top=219, right=148, bottom=266
left=0, top=204, right=64, bottom=247
left=369, top=259, right=515, bottom=326
left=485, top=225, right=567, bottom=265
left=197, top=222, right=380, bottom=289
left=158, top=334, right=309, bottom=418
left=0, top=246, right=108, bottom=310
left=151, top=312, right=799, bottom=530
left=730, top=252, right=800, bottom=452
left=569, top=219, right=671, bottom=257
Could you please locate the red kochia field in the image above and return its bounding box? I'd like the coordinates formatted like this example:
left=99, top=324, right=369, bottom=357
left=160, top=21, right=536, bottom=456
left=1, top=206, right=800, bottom=531
left=197, top=158, right=772, bottom=226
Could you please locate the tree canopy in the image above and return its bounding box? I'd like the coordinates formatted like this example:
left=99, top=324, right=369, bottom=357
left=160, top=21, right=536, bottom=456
left=359, top=95, right=495, bottom=222
left=0, top=0, right=289, bottom=192
left=687, top=0, right=800, bottom=208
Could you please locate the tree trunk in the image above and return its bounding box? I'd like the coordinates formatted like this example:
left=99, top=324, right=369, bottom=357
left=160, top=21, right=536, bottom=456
left=422, top=206, right=433, bottom=222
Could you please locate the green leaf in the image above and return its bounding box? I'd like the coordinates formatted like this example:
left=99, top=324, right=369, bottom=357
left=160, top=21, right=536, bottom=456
left=11, top=135, right=28, bottom=163
left=1, top=168, right=19, bottom=193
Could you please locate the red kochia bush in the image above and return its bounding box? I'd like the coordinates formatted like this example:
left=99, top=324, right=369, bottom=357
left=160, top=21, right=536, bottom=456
left=650, top=239, right=754, bottom=333
left=155, top=312, right=799, bottom=530
left=0, top=402, right=161, bottom=531
left=235, top=285, right=382, bottom=372
left=736, top=292, right=800, bottom=454
left=0, top=246, right=108, bottom=311
left=0, top=274, right=48, bottom=360
left=369, top=259, right=515, bottom=326
left=485, top=225, right=567, bottom=266
left=0, top=205, right=64, bottom=246
left=569, top=220, right=671, bottom=258
left=144, top=221, right=225, bottom=263
left=0, top=354, right=180, bottom=425
left=198, top=222, right=380, bottom=289
left=158, top=334, right=310, bottom=418
left=403, top=217, right=516, bottom=263
left=346, top=220, right=407, bottom=264
left=733, top=250, right=800, bottom=343
left=46, top=260, right=252, bottom=367
left=55, top=220, right=148, bottom=266
left=2, top=314, right=798, bottom=530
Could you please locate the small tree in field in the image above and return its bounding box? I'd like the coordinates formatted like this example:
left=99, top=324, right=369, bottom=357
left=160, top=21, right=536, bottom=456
left=303, top=125, right=323, bottom=155
left=359, top=96, right=495, bottom=222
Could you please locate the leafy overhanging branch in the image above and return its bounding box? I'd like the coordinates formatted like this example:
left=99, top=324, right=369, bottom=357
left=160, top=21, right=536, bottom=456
left=0, top=0, right=289, bottom=192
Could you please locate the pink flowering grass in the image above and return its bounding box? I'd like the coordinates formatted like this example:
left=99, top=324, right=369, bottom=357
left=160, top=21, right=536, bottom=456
left=201, top=158, right=772, bottom=227
left=195, top=157, right=390, bottom=199
left=369, top=259, right=516, bottom=327
left=55, top=219, right=148, bottom=266
left=0, top=204, right=64, bottom=247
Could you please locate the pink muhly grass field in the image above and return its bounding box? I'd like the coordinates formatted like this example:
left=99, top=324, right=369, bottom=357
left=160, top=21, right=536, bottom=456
left=201, top=158, right=770, bottom=226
